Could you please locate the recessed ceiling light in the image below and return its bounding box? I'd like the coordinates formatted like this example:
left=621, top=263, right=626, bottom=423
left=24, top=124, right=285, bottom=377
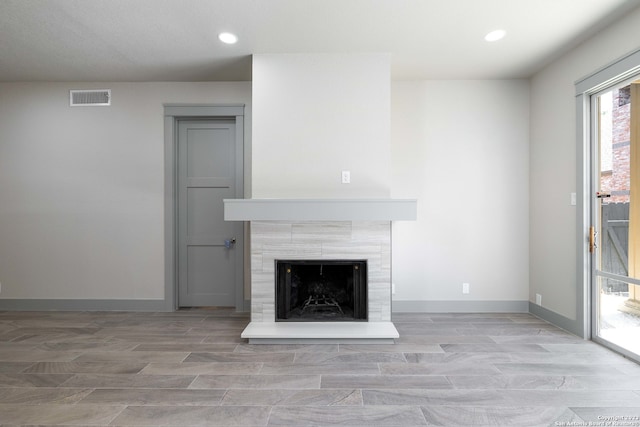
left=218, top=32, right=238, bottom=44
left=484, top=29, right=506, bottom=42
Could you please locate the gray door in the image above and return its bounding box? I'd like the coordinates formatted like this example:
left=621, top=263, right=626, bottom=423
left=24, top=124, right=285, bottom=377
left=177, top=119, right=240, bottom=307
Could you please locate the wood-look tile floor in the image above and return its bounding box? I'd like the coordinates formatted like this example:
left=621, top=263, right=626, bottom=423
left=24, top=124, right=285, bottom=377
left=0, top=309, right=639, bottom=426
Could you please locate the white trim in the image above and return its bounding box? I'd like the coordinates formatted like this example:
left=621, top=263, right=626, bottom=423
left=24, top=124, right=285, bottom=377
left=392, top=300, right=529, bottom=313
left=0, top=299, right=166, bottom=311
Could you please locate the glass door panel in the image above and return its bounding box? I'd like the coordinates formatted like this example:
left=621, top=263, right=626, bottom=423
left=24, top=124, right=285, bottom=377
left=593, top=81, right=640, bottom=360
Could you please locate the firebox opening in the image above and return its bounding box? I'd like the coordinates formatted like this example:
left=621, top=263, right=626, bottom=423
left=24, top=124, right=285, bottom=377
left=275, top=260, right=367, bottom=322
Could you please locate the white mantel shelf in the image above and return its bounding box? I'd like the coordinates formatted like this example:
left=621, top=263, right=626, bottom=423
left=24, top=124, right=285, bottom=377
left=224, top=198, right=417, bottom=221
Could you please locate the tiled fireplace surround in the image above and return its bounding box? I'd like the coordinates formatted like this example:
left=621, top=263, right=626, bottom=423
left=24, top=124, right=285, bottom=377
left=250, top=220, right=392, bottom=323
left=224, top=199, right=416, bottom=343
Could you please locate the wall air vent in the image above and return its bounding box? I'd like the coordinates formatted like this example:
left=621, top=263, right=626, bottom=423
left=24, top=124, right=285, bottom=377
left=70, top=89, right=111, bottom=106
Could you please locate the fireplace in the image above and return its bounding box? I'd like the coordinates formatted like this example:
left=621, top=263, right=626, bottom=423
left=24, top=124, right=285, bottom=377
left=275, top=260, right=367, bottom=322
left=223, top=198, right=417, bottom=342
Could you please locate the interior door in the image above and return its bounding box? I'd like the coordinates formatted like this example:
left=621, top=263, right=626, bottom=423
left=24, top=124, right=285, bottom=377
left=177, top=119, right=240, bottom=307
left=591, top=80, right=640, bottom=360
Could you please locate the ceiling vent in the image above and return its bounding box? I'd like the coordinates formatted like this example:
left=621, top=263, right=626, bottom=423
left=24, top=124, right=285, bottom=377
left=70, top=89, right=111, bottom=106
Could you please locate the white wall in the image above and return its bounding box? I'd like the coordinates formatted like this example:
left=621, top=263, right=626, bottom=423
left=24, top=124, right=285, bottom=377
left=252, top=54, right=391, bottom=198
left=0, top=82, right=251, bottom=300
left=530, top=7, right=640, bottom=319
left=391, top=80, right=530, bottom=306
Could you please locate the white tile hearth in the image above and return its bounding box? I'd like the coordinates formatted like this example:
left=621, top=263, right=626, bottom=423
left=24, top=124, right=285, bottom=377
left=241, top=322, right=399, bottom=344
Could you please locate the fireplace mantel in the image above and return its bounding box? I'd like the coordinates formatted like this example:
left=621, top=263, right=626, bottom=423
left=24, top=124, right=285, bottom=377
left=224, top=198, right=417, bottom=221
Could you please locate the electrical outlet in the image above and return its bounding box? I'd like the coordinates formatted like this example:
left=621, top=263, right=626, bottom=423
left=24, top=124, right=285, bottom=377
left=536, top=293, right=542, bottom=305
left=341, top=170, right=351, bottom=184
left=462, top=283, right=470, bottom=294
left=392, top=283, right=396, bottom=295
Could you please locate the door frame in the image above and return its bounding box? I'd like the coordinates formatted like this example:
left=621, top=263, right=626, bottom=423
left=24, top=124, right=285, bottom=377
left=575, top=49, right=640, bottom=342
left=164, top=105, right=245, bottom=311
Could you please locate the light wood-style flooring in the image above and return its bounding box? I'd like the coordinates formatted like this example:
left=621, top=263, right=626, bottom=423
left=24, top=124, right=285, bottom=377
left=0, top=309, right=639, bottom=426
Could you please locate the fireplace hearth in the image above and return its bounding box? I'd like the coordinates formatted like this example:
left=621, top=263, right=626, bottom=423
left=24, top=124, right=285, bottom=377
left=276, top=260, right=367, bottom=322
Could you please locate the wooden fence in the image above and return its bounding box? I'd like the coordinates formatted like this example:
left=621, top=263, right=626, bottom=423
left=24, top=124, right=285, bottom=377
left=601, top=203, right=629, bottom=293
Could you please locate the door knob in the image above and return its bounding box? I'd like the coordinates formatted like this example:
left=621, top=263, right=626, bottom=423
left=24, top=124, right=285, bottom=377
left=224, top=238, right=236, bottom=249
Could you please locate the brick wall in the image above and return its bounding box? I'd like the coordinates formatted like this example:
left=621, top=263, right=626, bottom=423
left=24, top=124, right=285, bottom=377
left=601, top=86, right=631, bottom=204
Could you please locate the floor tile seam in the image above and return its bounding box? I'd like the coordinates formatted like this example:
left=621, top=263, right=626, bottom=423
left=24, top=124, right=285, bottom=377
left=443, top=376, right=454, bottom=389
left=490, top=367, right=634, bottom=377
left=267, top=405, right=430, bottom=427
left=358, top=388, right=640, bottom=403
left=101, top=403, right=130, bottom=426
left=218, top=388, right=234, bottom=406
left=0, top=402, right=130, bottom=425
left=415, top=403, right=430, bottom=426
left=380, top=384, right=640, bottom=392
left=321, top=372, right=451, bottom=377
left=54, top=372, right=85, bottom=388
left=491, top=361, right=638, bottom=368
left=74, top=387, right=101, bottom=404
left=72, top=385, right=218, bottom=391
left=368, top=401, right=621, bottom=412
left=54, top=376, right=200, bottom=389
left=178, top=350, right=192, bottom=364
left=17, top=362, right=39, bottom=374
left=417, top=403, right=583, bottom=413
left=264, top=404, right=275, bottom=426
left=377, top=370, right=503, bottom=377
left=442, top=378, right=589, bottom=391
left=178, top=372, right=199, bottom=389
left=132, top=362, right=152, bottom=375
left=0, top=388, right=97, bottom=406
left=188, top=375, right=323, bottom=389
left=565, top=407, right=587, bottom=423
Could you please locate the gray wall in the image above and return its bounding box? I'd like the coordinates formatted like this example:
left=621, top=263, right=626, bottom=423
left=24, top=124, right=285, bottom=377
left=0, top=77, right=530, bottom=313
left=530, top=7, right=640, bottom=325
left=390, top=80, right=530, bottom=311
left=0, top=82, right=251, bottom=303
left=3, top=4, right=640, bottom=317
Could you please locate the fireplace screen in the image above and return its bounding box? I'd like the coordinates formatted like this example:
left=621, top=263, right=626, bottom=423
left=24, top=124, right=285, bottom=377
left=275, top=260, right=367, bottom=322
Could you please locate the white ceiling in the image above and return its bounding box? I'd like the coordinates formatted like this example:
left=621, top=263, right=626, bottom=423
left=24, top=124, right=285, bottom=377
left=1, top=0, right=639, bottom=82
